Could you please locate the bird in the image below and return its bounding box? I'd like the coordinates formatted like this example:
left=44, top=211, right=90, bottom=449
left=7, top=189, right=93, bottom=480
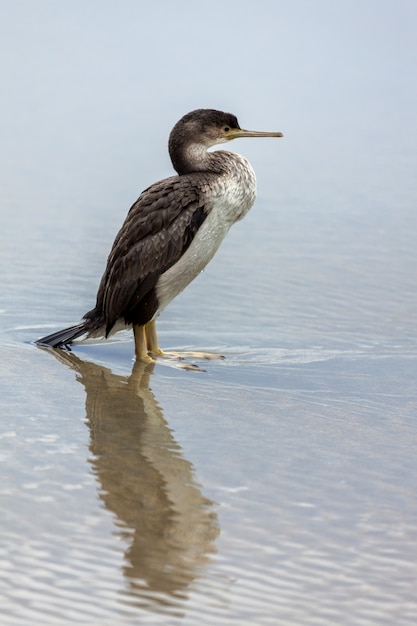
left=36, top=109, right=283, bottom=362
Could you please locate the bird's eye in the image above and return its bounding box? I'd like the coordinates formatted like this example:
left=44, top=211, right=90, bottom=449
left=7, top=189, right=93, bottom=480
left=223, top=126, right=230, bottom=132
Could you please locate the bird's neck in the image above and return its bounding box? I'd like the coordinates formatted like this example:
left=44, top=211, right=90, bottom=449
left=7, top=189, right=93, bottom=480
left=170, top=142, right=228, bottom=175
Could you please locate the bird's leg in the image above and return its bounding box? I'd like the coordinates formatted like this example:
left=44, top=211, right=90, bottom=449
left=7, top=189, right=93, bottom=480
left=133, top=324, right=154, bottom=363
left=140, top=320, right=222, bottom=371
left=144, top=320, right=164, bottom=357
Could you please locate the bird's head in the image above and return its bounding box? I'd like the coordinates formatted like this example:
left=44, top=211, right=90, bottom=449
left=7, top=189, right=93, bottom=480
left=168, top=108, right=283, bottom=174
left=170, top=108, right=283, bottom=148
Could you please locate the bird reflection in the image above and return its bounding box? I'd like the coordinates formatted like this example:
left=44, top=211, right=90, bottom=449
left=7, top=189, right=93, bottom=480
left=50, top=350, right=219, bottom=611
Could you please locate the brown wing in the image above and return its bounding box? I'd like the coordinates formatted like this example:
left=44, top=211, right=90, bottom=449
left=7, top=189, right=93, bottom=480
left=91, top=174, right=212, bottom=333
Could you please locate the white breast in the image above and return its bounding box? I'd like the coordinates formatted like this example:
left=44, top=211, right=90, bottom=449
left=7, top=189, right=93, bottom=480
left=155, top=152, right=257, bottom=315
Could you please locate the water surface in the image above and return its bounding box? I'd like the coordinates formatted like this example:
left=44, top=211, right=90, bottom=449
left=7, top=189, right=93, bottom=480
left=1, top=2, right=417, bottom=624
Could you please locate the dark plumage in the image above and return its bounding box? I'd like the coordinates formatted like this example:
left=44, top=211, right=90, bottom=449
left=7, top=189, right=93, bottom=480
left=37, top=109, right=283, bottom=361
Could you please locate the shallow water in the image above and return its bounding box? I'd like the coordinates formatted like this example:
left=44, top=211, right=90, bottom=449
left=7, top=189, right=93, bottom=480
left=2, top=2, right=417, bottom=625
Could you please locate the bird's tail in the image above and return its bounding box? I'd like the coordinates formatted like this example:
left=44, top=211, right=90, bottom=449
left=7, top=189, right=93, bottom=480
left=36, top=322, right=88, bottom=349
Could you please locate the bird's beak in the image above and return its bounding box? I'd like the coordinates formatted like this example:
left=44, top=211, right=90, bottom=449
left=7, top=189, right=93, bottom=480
left=225, top=128, right=284, bottom=140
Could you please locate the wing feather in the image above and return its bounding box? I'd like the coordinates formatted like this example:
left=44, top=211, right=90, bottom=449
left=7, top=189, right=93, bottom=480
left=90, top=175, right=212, bottom=332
